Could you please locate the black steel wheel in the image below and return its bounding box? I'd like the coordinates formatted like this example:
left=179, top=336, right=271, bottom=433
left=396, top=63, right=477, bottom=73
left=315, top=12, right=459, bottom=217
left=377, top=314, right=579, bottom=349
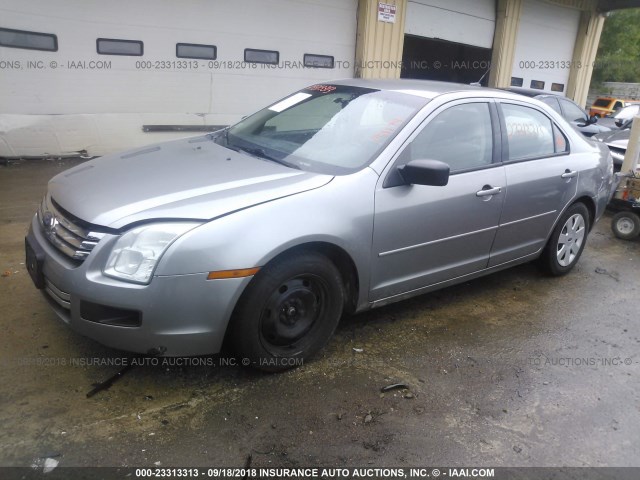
left=229, top=251, right=344, bottom=372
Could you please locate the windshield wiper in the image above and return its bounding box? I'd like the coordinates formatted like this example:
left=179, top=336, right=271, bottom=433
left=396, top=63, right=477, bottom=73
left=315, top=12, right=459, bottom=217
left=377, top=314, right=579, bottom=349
left=208, top=126, right=230, bottom=143
left=237, top=146, right=300, bottom=170
left=219, top=129, right=299, bottom=169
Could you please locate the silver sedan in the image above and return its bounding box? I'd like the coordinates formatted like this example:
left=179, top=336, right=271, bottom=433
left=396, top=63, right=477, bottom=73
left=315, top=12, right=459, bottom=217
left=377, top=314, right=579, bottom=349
left=26, top=79, right=614, bottom=371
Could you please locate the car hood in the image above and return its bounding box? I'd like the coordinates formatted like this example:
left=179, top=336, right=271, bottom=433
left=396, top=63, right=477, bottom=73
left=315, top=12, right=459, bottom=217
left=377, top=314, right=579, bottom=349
left=594, top=128, right=629, bottom=149
left=48, top=136, right=333, bottom=229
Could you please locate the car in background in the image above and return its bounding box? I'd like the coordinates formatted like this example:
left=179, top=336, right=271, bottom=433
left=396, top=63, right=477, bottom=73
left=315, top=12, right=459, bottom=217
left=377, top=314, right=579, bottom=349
left=26, top=80, right=614, bottom=370
left=612, top=103, right=640, bottom=128
left=596, top=103, right=640, bottom=129
left=505, top=87, right=610, bottom=137
left=593, top=119, right=632, bottom=171
left=589, top=97, right=628, bottom=118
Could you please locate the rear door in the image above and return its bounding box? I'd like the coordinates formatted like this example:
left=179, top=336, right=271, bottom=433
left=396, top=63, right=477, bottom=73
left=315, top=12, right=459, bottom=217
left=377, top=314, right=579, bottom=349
left=489, top=101, right=579, bottom=266
left=370, top=99, right=505, bottom=301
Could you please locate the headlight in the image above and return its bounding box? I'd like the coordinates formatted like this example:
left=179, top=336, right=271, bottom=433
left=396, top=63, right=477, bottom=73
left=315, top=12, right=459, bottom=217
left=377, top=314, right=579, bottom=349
left=103, top=222, right=199, bottom=284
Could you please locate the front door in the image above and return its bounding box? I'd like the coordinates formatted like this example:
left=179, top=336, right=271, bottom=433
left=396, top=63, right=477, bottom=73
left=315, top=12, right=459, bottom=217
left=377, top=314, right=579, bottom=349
left=370, top=100, right=505, bottom=301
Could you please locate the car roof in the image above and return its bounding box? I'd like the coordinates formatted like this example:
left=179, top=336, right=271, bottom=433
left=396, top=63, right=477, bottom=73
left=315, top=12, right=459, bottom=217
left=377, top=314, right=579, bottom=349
left=325, top=78, right=589, bottom=146
left=329, top=78, right=496, bottom=100
left=502, top=86, right=558, bottom=98
left=325, top=79, right=575, bottom=114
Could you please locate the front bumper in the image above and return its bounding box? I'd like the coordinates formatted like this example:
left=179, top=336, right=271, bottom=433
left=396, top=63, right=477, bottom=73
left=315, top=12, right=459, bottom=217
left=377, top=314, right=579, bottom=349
left=27, top=214, right=251, bottom=356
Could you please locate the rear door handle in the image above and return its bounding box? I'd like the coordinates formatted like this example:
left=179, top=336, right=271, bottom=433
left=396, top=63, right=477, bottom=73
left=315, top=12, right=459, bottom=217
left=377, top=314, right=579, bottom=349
left=476, top=186, right=502, bottom=197
left=561, top=170, right=578, bottom=179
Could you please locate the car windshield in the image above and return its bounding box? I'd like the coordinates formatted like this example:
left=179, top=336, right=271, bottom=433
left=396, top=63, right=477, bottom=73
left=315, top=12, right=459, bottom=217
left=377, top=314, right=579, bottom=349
left=593, top=98, right=612, bottom=107
left=215, top=84, right=428, bottom=175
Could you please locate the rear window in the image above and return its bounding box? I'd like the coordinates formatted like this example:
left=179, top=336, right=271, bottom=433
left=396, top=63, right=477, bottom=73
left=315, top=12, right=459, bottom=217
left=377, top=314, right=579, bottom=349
left=593, top=98, right=612, bottom=107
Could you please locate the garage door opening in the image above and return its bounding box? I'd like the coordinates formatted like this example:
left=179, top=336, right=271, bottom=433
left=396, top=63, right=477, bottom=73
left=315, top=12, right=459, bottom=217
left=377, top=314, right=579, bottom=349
left=401, top=35, right=492, bottom=85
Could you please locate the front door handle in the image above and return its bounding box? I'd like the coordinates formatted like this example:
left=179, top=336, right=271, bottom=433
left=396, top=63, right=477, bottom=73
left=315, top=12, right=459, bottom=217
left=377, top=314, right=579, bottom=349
left=561, top=170, right=578, bottom=179
left=476, top=186, right=502, bottom=197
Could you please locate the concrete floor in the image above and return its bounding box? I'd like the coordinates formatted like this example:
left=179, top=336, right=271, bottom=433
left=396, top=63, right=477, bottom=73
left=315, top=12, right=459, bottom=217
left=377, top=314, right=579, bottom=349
left=0, top=158, right=639, bottom=469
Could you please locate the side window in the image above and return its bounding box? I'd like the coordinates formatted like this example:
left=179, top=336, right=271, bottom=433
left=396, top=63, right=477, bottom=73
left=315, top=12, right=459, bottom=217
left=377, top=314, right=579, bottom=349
left=303, top=54, right=334, bottom=69
left=553, top=125, right=569, bottom=153
left=176, top=43, right=216, bottom=60
left=540, top=97, right=561, bottom=114
left=502, top=104, right=554, bottom=161
left=244, top=48, right=278, bottom=65
left=0, top=27, right=57, bottom=51
left=559, top=99, right=588, bottom=123
left=402, top=103, right=493, bottom=172
left=97, top=38, right=143, bottom=56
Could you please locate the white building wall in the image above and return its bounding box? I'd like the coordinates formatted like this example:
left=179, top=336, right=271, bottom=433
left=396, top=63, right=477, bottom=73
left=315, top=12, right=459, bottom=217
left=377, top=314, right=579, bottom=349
left=0, top=0, right=357, bottom=157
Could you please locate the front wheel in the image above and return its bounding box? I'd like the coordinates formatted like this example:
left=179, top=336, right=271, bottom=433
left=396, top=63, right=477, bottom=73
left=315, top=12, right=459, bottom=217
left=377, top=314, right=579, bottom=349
left=229, top=251, right=344, bottom=372
left=539, top=203, right=590, bottom=276
left=611, top=211, right=640, bottom=240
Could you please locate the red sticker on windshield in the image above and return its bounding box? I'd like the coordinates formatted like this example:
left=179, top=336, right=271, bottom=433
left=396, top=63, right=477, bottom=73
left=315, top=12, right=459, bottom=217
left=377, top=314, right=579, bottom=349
left=306, top=84, right=337, bottom=94
left=371, top=117, right=404, bottom=143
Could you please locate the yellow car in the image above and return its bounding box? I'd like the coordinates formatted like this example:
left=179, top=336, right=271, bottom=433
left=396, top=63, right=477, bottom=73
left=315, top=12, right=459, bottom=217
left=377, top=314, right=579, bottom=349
left=589, top=97, right=628, bottom=118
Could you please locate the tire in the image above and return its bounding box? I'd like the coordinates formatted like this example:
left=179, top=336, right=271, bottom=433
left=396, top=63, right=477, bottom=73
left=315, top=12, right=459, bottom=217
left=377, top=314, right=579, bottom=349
left=611, top=211, right=640, bottom=240
left=229, top=251, right=344, bottom=372
left=539, top=203, right=590, bottom=276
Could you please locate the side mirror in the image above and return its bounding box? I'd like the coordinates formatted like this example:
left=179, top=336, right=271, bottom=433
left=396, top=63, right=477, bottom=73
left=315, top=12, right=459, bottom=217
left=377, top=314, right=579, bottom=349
left=620, top=119, right=633, bottom=130
left=615, top=119, right=625, bottom=128
left=578, top=115, right=597, bottom=127
left=398, top=159, right=450, bottom=186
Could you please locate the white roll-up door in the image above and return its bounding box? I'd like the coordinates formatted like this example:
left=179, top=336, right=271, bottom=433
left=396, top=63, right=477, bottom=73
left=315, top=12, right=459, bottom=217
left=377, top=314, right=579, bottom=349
left=404, top=0, right=496, bottom=48
left=510, top=0, right=581, bottom=95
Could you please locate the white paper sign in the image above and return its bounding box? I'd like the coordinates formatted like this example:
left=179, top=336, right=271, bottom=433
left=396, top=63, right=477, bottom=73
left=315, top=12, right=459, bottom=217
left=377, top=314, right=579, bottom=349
left=378, top=2, right=397, bottom=23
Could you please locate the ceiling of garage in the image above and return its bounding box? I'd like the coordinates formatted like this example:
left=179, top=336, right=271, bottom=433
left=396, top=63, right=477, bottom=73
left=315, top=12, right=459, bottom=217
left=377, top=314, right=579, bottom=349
left=597, top=0, right=640, bottom=11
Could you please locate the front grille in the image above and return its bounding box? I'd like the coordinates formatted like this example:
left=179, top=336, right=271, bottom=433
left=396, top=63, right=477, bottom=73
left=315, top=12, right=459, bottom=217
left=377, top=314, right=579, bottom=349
left=38, top=195, right=106, bottom=261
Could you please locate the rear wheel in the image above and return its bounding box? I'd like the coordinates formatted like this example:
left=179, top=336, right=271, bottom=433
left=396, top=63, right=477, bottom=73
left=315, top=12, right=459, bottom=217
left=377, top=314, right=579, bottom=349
left=611, top=211, right=640, bottom=240
left=229, top=251, right=344, bottom=372
left=539, top=203, right=590, bottom=276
